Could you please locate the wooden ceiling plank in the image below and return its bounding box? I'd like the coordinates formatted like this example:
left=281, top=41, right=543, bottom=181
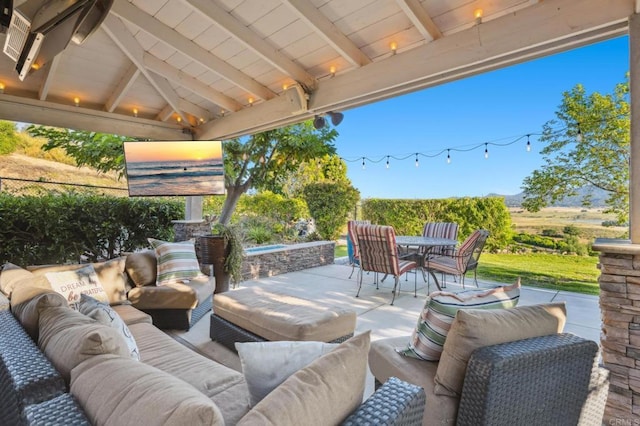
left=0, top=93, right=188, bottom=140
left=144, top=53, right=243, bottom=112
left=395, top=0, right=442, bottom=41
left=105, top=64, right=141, bottom=112
left=38, top=54, right=62, bottom=101
left=282, top=0, right=372, bottom=68
left=110, top=0, right=276, bottom=101
left=102, top=15, right=189, bottom=124
left=185, top=0, right=317, bottom=91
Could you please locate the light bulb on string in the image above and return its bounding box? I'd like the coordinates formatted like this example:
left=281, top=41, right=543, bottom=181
left=386, top=156, right=390, bottom=169
left=526, top=134, right=531, bottom=152
left=415, top=153, right=419, bottom=168
left=362, top=157, right=366, bottom=170
left=446, top=149, right=451, bottom=164
left=242, top=152, right=248, bottom=161
left=484, top=143, right=489, bottom=159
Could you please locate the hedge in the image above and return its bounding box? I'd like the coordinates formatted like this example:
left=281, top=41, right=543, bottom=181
left=361, top=197, right=512, bottom=251
left=0, top=193, right=183, bottom=265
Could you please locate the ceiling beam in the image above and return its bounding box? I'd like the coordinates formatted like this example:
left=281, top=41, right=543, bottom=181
left=143, top=53, right=242, bottom=113
left=282, top=0, right=371, bottom=68
left=38, top=54, right=62, bottom=101
left=185, top=0, right=316, bottom=91
left=105, top=64, right=140, bottom=113
left=197, top=0, right=631, bottom=140
left=102, top=15, right=190, bottom=124
left=0, top=93, right=189, bottom=140
left=110, top=0, right=276, bottom=101
left=395, top=0, right=442, bottom=41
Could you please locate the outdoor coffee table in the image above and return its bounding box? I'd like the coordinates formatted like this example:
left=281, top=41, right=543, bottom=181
left=210, top=286, right=356, bottom=352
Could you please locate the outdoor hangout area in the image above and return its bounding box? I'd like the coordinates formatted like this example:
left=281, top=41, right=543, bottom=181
left=3, top=0, right=640, bottom=425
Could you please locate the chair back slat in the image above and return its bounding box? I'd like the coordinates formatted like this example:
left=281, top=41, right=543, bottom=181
left=421, top=222, right=459, bottom=255
left=347, top=220, right=370, bottom=262
left=456, top=229, right=489, bottom=272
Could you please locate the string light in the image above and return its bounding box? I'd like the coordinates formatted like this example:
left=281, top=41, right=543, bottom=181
left=132, top=108, right=138, bottom=117
left=0, top=82, right=5, bottom=93
left=386, top=156, right=390, bottom=169
left=259, top=155, right=265, bottom=164
left=526, top=134, right=531, bottom=152
left=447, top=149, right=451, bottom=164
left=362, top=157, right=366, bottom=170
left=329, top=66, right=336, bottom=77
left=576, top=122, right=583, bottom=142
left=484, top=143, right=489, bottom=159
left=242, top=152, right=248, bottom=161
left=390, top=41, right=398, bottom=55
left=415, top=153, right=419, bottom=167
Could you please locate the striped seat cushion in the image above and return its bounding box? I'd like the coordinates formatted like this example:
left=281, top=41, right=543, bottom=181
left=396, top=281, right=520, bottom=361
left=148, top=238, right=205, bottom=286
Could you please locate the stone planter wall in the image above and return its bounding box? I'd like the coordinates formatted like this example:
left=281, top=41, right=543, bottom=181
left=241, top=241, right=335, bottom=281
left=593, top=238, right=640, bottom=424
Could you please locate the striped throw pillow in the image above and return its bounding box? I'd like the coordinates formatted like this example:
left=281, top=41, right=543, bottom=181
left=148, top=238, right=204, bottom=286
left=397, top=280, right=520, bottom=361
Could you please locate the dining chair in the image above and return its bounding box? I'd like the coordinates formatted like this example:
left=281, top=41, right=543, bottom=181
left=424, top=229, right=490, bottom=289
left=354, top=224, right=418, bottom=305
left=421, top=222, right=459, bottom=257
left=346, top=220, right=370, bottom=279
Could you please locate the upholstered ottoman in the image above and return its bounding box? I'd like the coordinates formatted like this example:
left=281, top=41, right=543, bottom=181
left=210, top=287, right=356, bottom=351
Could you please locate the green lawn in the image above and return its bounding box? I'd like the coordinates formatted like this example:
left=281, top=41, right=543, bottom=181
left=477, top=253, right=600, bottom=295
left=334, top=245, right=600, bottom=295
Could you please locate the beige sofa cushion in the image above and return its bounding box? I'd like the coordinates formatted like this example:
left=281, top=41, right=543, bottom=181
left=111, top=304, right=152, bottom=325
left=129, top=321, right=249, bottom=425
left=238, top=331, right=370, bottom=426
left=0, top=263, right=50, bottom=298
left=127, top=276, right=212, bottom=310
left=71, top=354, right=225, bottom=426
left=434, top=302, right=567, bottom=397
left=29, top=257, right=129, bottom=305
left=369, top=335, right=460, bottom=426
left=10, top=287, right=67, bottom=341
left=213, top=287, right=356, bottom=342
left=38, top=306, right=131, bottom=382
left=124, top=250, right=157, bottom=287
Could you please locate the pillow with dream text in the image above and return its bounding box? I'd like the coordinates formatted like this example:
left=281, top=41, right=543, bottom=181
left=44, top=264, right=109, bottom=306
left=148, top=238, right=205, bottom=286
left=396, top=279, right=521, bottom=361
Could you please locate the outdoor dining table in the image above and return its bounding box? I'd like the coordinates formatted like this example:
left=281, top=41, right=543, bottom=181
left=395, top=236, right=458, bottom=291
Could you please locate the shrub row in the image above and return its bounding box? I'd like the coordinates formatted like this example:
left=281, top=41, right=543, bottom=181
left=0, top=193, right=183, bottom=265
left=361, top=197, right=512, bottom=251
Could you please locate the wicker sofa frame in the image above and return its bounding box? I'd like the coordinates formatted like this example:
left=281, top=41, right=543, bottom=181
left=0, top=299, right=425, bottom=425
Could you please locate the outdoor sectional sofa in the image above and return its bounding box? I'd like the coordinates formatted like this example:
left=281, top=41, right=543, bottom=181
left=0, top=260, right=426, bottom=425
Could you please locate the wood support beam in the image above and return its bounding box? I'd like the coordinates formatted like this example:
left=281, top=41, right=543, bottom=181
left=396, top=0, right=442, bottom=41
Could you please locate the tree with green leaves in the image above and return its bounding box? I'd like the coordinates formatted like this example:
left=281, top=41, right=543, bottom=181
left=303, top=182, right=360, bottom=240
left=0, top=120, right=21, bottom=155
left=279, top=154, right=350, bottom=198
left=521, top=77, right=630, bottom=223
left=28, top=121, right=338, bottom=225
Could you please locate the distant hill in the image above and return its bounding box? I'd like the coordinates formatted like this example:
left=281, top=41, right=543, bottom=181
left=489, top=185, right=609, bottom=208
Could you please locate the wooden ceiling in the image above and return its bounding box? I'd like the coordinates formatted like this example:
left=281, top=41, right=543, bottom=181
left=0, top=0, right=635, bottom=141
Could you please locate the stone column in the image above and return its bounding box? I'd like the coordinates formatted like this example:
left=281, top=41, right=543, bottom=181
left=593, top=238, right=640, bottom=423
left=172, top=220, right=210, bottom=242
left=631, top=13, right=640, bottom=243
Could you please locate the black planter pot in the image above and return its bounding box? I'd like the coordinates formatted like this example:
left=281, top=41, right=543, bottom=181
left=198, top=235, right=231, bottom=294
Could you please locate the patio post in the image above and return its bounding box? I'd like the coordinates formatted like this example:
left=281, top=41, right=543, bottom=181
left=631, top=13, right=640, bottom=243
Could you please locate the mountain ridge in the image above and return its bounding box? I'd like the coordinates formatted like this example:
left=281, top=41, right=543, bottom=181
left=488, top=185, right=609, bottom=208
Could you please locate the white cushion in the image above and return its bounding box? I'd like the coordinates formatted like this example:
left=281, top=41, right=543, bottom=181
left=235, top=340, right=336, bottom=407
left=44, top=264, right=109, bottom=305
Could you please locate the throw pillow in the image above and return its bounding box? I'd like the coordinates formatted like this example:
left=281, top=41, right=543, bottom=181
left=235, top=340, right=337, bottom=407
left=10, top=287, right=67, bottom=341
left=237, top=331, right=370, bottom=426
left=70, top=354, right=225, bottom=426
left=124, top=250, right=157, bottom=287
left=397, top=280, right=521, bottom=361
left=38, top=306, right=131, bottom=383
left=148, top=238, right=204, bottom=286
left=434, top=302, right=567, bottom=397
left=78, top=294, right=140, bottom=361
left=44, top=264, right=109, bottom=305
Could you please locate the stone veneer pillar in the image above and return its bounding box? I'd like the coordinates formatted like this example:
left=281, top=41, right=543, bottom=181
left=172, top=220, right=210, bottom=242
left=593, top=238, right=640, bottom=424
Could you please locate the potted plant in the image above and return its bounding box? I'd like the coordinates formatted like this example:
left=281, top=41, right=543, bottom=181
left=198, top=223, right=243, bottom=293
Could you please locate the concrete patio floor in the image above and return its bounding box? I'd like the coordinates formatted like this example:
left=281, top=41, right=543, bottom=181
left=222, top=262, right=602, bottom=344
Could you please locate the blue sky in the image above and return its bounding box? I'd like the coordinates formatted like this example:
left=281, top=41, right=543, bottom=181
left=335, top=36, right=629, bottom=199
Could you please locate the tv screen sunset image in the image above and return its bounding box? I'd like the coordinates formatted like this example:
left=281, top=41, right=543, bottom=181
left=124, top=141, right=224, bottom=196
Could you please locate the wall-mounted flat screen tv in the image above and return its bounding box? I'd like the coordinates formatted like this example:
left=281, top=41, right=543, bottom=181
left=123, top=141, right=225, bottom=196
